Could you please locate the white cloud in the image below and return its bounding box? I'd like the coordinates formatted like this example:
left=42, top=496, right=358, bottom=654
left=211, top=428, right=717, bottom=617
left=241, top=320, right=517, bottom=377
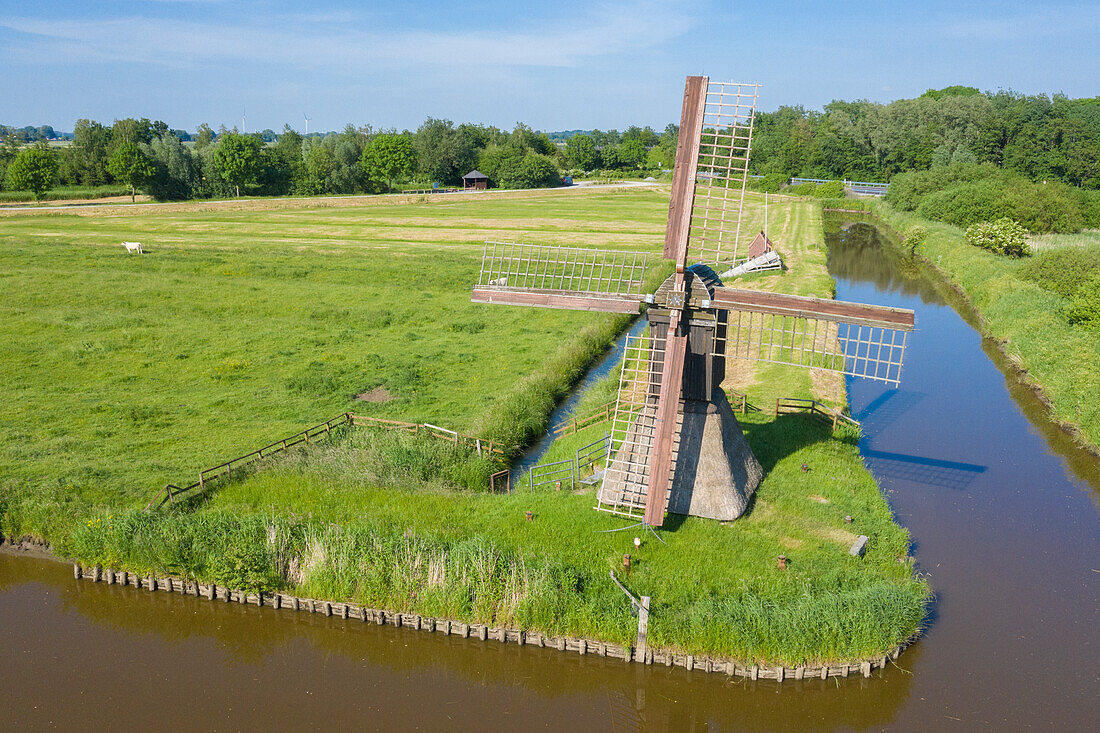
left=1, top=3, right=695, bottom=72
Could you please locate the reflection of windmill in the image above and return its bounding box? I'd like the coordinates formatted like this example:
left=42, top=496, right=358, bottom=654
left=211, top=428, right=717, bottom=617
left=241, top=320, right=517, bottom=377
left=472, top=76, right=916, bottom=528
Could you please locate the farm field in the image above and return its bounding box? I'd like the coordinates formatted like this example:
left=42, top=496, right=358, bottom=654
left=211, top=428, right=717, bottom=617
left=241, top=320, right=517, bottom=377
left=0, top=187, right=926, bottom=664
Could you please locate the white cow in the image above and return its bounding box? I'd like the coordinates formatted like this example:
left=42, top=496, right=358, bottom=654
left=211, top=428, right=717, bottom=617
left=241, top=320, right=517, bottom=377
left=122, top=241, right=143, bottom=254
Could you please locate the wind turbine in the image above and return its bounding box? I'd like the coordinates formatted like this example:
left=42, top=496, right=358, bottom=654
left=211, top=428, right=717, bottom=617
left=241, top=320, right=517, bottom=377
left=241, top=109, right=246, bottom=134
left=303, top=113, right=311, bottom=136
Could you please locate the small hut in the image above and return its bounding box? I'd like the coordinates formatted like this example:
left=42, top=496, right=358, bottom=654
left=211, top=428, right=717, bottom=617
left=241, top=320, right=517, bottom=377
left=746, top=230, right=776, bottom=258
left=462, top=170, right=488, bottom=190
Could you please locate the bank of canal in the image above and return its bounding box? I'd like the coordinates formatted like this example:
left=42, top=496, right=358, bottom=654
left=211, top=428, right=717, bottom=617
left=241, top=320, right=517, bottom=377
left=1, top=219, right=1097, bottom=729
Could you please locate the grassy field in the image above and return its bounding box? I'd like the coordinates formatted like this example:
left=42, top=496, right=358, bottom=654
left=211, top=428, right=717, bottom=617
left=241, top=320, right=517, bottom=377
left=0, top=187, right=927, bottom=664
left=868, top=202, right=1100, bottom=453
left=0, top=184, right=135, bottom=204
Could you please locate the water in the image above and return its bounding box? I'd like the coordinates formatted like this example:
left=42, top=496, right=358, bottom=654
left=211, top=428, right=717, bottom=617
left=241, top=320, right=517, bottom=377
left=2, top=220, right=1098, bottom=729
left=510, top=316, right=646, bottom=476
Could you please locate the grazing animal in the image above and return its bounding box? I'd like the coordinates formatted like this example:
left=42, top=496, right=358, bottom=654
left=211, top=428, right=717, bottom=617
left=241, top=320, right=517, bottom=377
left=122, top=241, right=143, bottom=254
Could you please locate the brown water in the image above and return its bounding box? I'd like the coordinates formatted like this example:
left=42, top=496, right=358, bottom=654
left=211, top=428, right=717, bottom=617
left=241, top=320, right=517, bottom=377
left=2, top=221, right=1098, bottom=730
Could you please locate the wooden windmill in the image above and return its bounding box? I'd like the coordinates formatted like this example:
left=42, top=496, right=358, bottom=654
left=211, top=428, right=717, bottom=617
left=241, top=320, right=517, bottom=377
left=472, top=76, right=915, bottom=528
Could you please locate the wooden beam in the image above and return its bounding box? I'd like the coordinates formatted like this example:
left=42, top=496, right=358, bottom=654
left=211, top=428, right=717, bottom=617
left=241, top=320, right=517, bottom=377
left=664, top=75, right=708, bottom=265
left=471, top=288, right=642, bottom=314
left=643, top=309, right=688, bottom=527
left=709, top=287, right=915, bottom=331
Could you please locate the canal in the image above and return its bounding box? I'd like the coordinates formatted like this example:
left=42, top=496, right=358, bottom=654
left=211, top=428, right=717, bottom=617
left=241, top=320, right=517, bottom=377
left=1, top=219, right=1097, bottom=729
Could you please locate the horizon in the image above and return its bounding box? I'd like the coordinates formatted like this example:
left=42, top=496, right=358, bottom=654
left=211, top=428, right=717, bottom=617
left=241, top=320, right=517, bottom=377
left=2, top=1, right=1099, bottom=133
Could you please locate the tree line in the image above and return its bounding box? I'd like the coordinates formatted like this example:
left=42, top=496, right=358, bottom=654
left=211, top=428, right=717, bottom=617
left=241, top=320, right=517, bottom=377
left=749, top=86, right=1100, bottom=190
left=0, top=117, right=677, bottom=201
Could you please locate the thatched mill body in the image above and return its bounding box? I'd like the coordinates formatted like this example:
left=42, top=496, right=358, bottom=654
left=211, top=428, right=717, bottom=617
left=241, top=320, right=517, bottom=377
left=472, top=76, right=915, bottom=528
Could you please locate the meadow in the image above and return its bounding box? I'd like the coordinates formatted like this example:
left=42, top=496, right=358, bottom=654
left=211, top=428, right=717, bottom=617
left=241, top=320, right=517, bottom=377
left=0, top=187, right=928, bottom=664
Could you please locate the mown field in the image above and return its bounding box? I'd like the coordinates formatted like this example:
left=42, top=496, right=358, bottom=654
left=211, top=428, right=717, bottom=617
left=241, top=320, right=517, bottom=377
left=867, top=202, right=1100, bottom=453
left=0, top=187, right=927, bottom=664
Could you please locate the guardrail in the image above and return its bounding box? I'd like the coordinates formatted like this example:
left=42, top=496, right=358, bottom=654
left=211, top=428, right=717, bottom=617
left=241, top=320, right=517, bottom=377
left=527, top=458, right=576, bottom=491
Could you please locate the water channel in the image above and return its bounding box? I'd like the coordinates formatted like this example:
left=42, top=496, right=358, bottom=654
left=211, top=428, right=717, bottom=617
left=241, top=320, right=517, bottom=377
left=2, top=219, right=1097, bottom=729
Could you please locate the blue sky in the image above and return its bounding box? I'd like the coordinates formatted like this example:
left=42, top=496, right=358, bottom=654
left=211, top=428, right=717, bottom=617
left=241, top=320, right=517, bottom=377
left=2, top=1, right=1098, bottom=133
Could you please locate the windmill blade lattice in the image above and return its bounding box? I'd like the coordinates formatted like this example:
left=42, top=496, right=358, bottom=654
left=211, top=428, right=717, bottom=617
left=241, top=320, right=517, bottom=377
left=471, top=241, right=652, bottom=313
left=667, top=78, right=760, bottom=268
left=596, top=333, right=682, bottom=520
left=709, top=287, right=914, bottom=386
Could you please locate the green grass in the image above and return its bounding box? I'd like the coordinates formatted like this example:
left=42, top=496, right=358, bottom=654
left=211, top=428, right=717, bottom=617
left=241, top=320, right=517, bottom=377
left=869, top=203, right=1100, bottom=452
left=0, top=184, right=132, bottom=203
left=0, top=188, right=927, bottom=664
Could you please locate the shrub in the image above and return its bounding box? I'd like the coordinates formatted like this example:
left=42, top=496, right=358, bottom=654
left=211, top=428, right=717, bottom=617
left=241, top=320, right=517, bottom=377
left=814, top=180, right=846, bottom=198
left=902, top=224, right=927, bottom=253
left=886, top=162, right=999, bottom=211
left=964, top=218, right=1031, bottom=257
left=1065, top=273, right=1100, bottom=329
left=1019, top=247, right=1100, bottom=298
left=917, top=179, right=1008, bottom=228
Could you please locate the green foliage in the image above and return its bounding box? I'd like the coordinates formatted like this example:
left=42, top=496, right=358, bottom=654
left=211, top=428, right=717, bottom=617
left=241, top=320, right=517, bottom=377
left=212, top=133, right=263, bottom=196
left=903, top=224, right=927, bottom=253
left=360, top=133, right=416, bottom=192
left=564, top=133, right=599, bottom=171
left=106, top=142, right=155, bottom=201
left=1064, top=272, right=1100, bottom=329
left=1065, top=273, right=1100, bottom=329
left=5, top=144, right=59, bottom=199
left=898, top=163, right=1087, bottom=233
left=964, top=218, right=1031, bottom=257
left=1020, top=246, right=1100, bottom=298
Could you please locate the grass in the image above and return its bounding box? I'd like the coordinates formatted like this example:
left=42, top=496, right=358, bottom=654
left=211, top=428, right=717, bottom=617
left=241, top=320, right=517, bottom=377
left=0, top=184, right=133, bottom=203
left=868, top=203, right=1100, bottom=452
left=0, top=188, right=927, bottom=665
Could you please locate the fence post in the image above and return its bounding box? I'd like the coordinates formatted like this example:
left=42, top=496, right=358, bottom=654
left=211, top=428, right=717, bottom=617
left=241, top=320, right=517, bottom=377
left=476, top=438, right=482, bottom=457
left=635, top=595, right=650, bottom=662
left=775, top=398, right=780, bottom=418
left=741, top=393, right=747, bottom=414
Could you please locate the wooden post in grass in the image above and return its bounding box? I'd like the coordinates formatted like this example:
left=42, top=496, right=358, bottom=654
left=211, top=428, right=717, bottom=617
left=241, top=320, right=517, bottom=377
left=636, top=596, right=650, bottom=663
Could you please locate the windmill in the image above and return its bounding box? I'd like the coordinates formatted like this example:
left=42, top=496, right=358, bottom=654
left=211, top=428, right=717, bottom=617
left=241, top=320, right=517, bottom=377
left=471, top=76, right=915, bottom=528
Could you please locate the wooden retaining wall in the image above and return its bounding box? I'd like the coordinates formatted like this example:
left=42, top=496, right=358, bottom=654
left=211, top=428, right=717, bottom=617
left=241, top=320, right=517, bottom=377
left=70, top=559, right=911, bottom=682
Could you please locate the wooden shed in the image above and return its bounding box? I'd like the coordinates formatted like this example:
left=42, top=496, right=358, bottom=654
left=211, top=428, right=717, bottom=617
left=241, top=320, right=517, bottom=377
left=462, top=170, right=488, bottom=190
left=746, top=231, right=776, bottom=258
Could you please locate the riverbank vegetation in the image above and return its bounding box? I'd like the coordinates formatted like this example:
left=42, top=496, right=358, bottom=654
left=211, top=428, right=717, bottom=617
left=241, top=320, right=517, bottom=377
left=866, top=202, right=1100, bottom=452
left=0, top=188, right=927, bottom=664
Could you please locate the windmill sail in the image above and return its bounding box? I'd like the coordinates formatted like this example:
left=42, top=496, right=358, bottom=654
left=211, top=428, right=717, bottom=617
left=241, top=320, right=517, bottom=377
left=667, top=77, right=760, bottom=268
left=709, top=287, right=915, bottom=385
left=471, top=241, right=651, bottom=313
left=597, top=333, right=680, bottom=519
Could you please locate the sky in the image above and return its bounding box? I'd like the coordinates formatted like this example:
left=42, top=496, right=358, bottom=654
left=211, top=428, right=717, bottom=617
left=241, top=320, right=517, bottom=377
left=2, top=0, right=1099, bottom=133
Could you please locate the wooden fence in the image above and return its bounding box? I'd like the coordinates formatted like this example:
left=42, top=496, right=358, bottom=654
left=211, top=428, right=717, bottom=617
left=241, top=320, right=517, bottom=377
left=349, top=414, right=506, bottom=457
left=146, top=413, right=511, bottom=508
left=774, top=398, right=860, bottom=430
left=71, top=559, right=911, bottom=680
left=551, top=401, right=615, bottom=436
left=145, top=413, right=354, bottom=509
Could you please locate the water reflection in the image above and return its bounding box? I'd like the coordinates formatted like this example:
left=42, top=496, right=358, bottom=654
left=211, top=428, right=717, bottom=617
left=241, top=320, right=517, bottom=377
left=1, top=552, right=915, bottom=731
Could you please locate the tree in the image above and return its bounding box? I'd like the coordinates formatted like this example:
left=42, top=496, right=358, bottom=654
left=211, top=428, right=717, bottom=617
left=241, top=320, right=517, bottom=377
left=195, top=123, right=214, bottom=150
left=211, top=133, right=262, bottom=196
left=360, top=133, right=415, bottom=192
left=618, top=138, right=647, bottom=168
left=414, top=118, right=476, bottom=185
left=6, top=144, right=58, bottom=199
left=106, top=142, right=155, bottom=201
left=565, top=133, right=599, bottom=171
left=71, top=119, right=112, bottom=185
left=144, top=134, right=199, bottom=200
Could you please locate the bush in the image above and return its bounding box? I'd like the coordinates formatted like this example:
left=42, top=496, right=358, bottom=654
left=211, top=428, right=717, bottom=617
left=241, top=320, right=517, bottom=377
left=1019, top=247, right=1100, bottom=298
left=902, top=224, right=927, bottom=253
left=1065, top=273, right=1100, bottom=329
left=917, top=179, right=1008, bottom=228
left=886, top=163, right=999, bottom=211
left=814, top=180, right=846, bottom=198
left=964, top=218, right=1031, bottom=257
